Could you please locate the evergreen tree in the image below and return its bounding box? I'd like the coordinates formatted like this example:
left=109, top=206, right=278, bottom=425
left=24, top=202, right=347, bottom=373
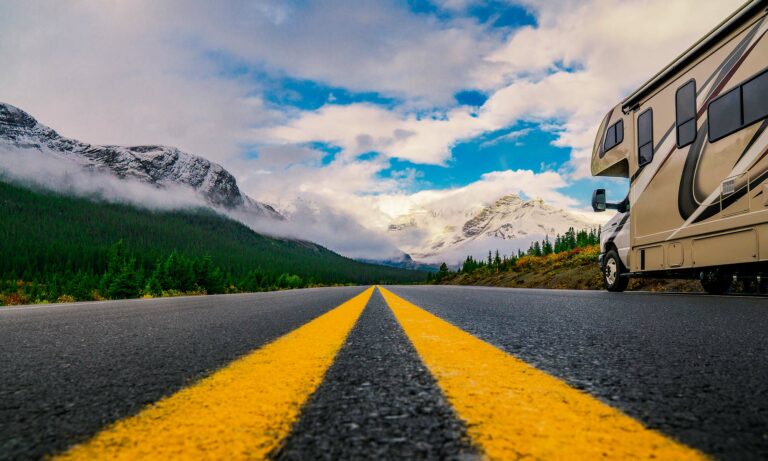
left=436, top=262, right=449, bottom=282
left=108, top=258, right=141, bottom=299
left=542, top=236, right=553, bottom=255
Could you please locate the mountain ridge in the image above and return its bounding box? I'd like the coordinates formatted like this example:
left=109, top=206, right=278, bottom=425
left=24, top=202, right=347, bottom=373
left=0, top=102, right=281, bottom=219
left=387, top=193, right=603, bottom=263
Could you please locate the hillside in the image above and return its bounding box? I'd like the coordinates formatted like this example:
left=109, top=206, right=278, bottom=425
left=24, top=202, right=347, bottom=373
left=435, top=244, right=703, bottom=293
left=0, top=180, right=425, bottom=305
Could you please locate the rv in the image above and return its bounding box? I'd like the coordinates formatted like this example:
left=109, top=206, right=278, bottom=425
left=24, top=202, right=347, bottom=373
left=591, top=0, right=768, bottom=294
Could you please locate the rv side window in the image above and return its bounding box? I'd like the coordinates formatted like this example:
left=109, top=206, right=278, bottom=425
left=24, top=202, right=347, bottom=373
left=675, top=80, right=696, bottom=148
left=603, top=120, right=624, bottom=151
left=743, top=69, right=768, bottom=126
left=708, top=87, right=742, bottom=142
left=708, top=68, right=768, bottom=142
left=637, top=109, right=653, bottom=166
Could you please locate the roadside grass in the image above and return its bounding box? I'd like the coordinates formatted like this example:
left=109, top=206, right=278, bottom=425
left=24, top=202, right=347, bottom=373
left=0, top=283, right=360, bottom=307
left=439, top=245, right=703, bottom=293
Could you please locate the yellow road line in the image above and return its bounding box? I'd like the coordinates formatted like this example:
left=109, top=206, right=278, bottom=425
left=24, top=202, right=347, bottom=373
left=379, top=287, right=707, bottom=460
left=57, top=287, right=374, bottom=461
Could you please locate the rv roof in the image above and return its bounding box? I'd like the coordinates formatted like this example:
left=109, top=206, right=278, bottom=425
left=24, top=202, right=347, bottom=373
left=621, top=0, right=767, bottom=113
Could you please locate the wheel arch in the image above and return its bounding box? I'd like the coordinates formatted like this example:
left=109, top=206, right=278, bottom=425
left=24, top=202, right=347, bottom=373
left=603, top=242, right=627, bottom=272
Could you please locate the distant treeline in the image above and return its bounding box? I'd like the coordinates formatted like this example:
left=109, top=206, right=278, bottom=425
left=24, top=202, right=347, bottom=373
left=0, top=180, right=425, bottom=305
left=0, top=241, right=310, bottom=304
left=428, top=227, right=600, bottom=282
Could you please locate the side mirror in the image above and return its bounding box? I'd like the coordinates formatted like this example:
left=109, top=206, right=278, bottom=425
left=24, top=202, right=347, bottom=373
left=592, top=188, right=606, bottom=212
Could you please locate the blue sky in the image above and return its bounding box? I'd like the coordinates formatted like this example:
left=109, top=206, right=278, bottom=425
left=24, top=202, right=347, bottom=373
left=192, top=0, right=618, bottom=203
left=1, top=0, right=738, bottom=256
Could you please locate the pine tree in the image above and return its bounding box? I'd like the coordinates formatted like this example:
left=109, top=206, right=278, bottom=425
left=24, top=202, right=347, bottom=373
left=108, top=258, right=141, bottom=299
left=542, top=236, right=553, bottom=255
left=436, top=262, right=449, bottom=282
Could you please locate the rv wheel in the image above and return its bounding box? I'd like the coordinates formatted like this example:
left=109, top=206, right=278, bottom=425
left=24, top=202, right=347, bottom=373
left=603, top=249, right=628, bottom=292
left=700, top=271, right=732, bottom=295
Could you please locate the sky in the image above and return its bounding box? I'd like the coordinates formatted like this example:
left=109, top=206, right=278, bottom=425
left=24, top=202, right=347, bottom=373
left=0, top=0, right=744, bottom=258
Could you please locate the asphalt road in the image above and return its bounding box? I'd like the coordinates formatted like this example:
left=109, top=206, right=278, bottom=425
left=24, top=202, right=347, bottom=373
left=1, top=286, right=767, bottom=460
left=0, top=287, right=366, bottom=460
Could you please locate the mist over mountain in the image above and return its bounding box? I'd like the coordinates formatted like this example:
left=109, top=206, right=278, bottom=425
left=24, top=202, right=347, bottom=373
left=387, top=193, right=603, bottom=264
left=0, top=102, right=604, bottom=265
left=0, top=102, right=282, bottom=219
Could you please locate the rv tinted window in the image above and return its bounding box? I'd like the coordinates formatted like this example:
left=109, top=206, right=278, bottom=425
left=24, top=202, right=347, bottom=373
left=675, top=80, right=696, bottom=147
left=678, top=119, right=696, bottom=148
left=637, top=109, right=653, bottom=166
left=603, top=120, right=624, bottom=151
left=604, top=124, right=615, bottom=151
left=743, top=69, right=768, bottom=126
left=708, top=87, right=742, bottom=142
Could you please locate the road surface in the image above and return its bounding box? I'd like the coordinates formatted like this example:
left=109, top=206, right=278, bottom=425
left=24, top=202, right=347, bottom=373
left=1, top=286, right=767, bottom=460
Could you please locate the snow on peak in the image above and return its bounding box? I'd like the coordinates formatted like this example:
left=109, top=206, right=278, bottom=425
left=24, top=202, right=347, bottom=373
left=387, top=193, right=601, bottom=263
left=0, top=102, right=282, bottom=219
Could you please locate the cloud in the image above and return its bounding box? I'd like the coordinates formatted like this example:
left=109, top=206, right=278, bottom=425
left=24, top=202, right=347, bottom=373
left=0, top=143, right=403, bottom=260
left=258, top=0, right=741, bottom=177
left=248, top=144, right=325, bottom=171
left=175, top=0, right=501, bottom=106
left=374, top=168, right=579, bottom=218
left=259, top=103, right=488, bottom=165
left=0, top=146, right=208, bottom=210
left=0, top=1, right=276, bottom=167
left=0, top=0, right=743, bottom=262
left=0, top=0, right=500, bottom=168
left=488, top=0, right=743, bottom=177
left=230, top=199, right=403, bottom=260
left=480, top=127, right=532, bottom=148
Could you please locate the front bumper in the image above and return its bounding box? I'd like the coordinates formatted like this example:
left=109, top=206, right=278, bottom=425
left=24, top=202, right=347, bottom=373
left=598, top=253, right=605, bottom=270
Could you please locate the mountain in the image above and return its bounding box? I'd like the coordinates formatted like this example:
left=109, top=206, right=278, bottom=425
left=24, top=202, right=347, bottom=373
left=387, top=194, right=604, bottom=264
left=0, top=102, right=281, bottom=219
left=0, top=179, right=425, bottom=305
left=358, top=253, right=439, bottom=272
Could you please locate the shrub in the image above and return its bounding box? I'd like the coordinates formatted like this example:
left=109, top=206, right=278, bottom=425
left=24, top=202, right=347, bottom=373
left=56, top=294, right=76, bottom=303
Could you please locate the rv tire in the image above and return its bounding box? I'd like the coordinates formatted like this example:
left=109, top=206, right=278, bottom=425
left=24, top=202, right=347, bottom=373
left=603, top=249, right=628, bottom=292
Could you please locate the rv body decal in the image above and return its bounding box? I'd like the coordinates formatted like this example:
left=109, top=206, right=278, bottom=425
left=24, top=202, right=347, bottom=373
left=623, top=15, right=768, bottom=243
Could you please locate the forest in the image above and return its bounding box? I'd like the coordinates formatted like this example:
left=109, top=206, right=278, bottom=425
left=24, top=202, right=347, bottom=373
left=428, top=227, right=600, bottom=283
left=0, top=180, right=425, bottom=305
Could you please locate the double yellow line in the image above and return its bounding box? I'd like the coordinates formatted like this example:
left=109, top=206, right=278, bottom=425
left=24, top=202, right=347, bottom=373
left=57, top=286, right=706, bottom=460
left=58, top=287, right=374, bottom=460
left=379, top=287, right=705, bottom=460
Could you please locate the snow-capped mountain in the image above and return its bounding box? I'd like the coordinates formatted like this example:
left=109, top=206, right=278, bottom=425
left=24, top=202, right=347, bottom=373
left=0, top=102, right=281, bottom=219
left=388, top=194, right=605, bottom=263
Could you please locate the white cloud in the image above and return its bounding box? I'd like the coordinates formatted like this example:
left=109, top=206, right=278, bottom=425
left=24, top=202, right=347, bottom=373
left=489, top=0, right=743, bottom=177
left=480, top=128, right=532, bottom=148
left=258, top=0, right=742, bottom=177
left=0, top=146, right=208, bottom=210
left=259, top=103, right=491, bottom=165
left=0, top=0, right=746, bottom=261
left=0, top=1, right=276, bottom=165
left=249, top=145, right=325, bottom=170
left=0, top=0, right=500, bottom=167
left=158, top=0, right=501, bottom=106
left=3, top=0, right=740, bottom=179
left=230, top=198, right=403, bottom=260
left=373, top=168, right=579, bottom=219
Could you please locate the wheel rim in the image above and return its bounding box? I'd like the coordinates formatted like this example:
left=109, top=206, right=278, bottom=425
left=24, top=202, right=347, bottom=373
left=605, top=258, right=618, bottom=285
